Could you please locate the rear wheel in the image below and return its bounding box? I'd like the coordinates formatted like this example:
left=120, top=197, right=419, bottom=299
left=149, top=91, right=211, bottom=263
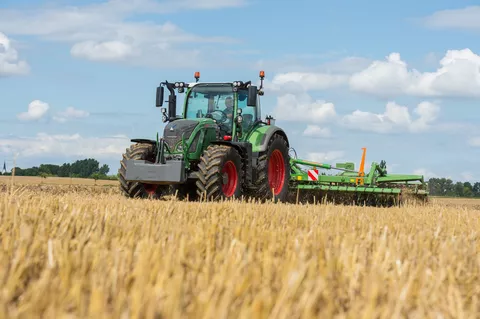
left=254, top=134, right=290, bottom=202
left=118, top=143, right=170, bottom=199
left=195, top=145, right=244, bottom=201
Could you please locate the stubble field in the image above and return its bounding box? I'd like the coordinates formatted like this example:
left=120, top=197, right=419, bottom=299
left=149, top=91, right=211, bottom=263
left=0, top=177, right=479, bottom=318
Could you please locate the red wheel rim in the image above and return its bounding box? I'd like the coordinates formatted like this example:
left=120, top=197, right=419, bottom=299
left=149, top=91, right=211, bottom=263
left=143, top=183, right=158, bottom=195
left=222, top=160, right=238, bottom=197
left=268, top=149, right=285, bottom=195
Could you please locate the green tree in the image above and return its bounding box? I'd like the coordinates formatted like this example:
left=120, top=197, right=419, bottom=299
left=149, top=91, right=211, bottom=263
left=39, top=164, right=59, bottom=176
left=70, top=158, right=100, bottom=178
left=454, top=182, right=464, bottom=197
left=473, top=182, right=480, bottom=198
left=99, top=164, right=109, bottom=176
left=57, top=163, right=71, bottom=177
left=463, top=182, right=473, bottom=197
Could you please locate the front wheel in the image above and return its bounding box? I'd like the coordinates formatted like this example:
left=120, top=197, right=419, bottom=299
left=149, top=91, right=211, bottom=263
left=195, top=145, right=244, bottom=201
left=254, top=134, right=290, bottom=202
left=118, top=143, right=170, bottom=199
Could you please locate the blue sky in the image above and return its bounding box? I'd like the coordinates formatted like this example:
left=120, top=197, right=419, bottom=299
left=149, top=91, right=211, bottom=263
left=1, top=0, right=480, bottom=181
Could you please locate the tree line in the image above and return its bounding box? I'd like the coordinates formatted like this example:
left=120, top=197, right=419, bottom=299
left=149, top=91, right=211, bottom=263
left=2, top=158, right=117, bottom=180
left=1, top=161, right=479, bottom=197
left=427, top=178, right=480, bottom=198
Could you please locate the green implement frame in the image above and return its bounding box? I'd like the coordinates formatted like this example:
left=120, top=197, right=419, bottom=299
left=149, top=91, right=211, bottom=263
left=287, top=148, right=428, bottom=206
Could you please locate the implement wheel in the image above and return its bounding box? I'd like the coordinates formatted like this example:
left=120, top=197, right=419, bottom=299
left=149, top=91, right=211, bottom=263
left=118, top=143, right=170, bottom=199
left=254, top=133, right=290, bottom=202
left=196, top=145, right=244, bottom=201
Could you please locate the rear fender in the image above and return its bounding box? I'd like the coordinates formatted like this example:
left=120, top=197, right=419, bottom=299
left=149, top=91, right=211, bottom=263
left=254, top=126, right=289, bottom=153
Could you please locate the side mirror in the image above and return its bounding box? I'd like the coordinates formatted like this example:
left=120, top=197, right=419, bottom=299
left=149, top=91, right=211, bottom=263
left=156, top=86, right=164, bottom=107
left=247, top=85, right=257, bottom=106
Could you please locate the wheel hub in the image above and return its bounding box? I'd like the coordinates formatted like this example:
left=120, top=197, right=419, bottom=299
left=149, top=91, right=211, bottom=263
left=268, top=149, right=285, bottom=195
left=221, top=160, right=238, bottom=197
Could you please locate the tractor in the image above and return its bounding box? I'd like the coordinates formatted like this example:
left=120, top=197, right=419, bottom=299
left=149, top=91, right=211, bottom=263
left=118, top=71, right=429, bottom=206
left=118, top=71, right=291, bottom=202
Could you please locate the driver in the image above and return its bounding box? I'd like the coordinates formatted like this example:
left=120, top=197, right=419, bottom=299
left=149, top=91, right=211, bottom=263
left=224, top=96, right=234, bottom=120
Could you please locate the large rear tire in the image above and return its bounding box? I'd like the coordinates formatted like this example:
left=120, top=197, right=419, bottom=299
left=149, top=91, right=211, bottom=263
left=118, top=143, right=170, bottom=199
left=195, top=145, right=244, bottom=201
left=254, top=133, right=290, bottom=202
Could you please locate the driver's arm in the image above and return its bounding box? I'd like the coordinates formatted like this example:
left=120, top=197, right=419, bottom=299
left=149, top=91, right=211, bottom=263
left=226, top=107, right=233, bottom=118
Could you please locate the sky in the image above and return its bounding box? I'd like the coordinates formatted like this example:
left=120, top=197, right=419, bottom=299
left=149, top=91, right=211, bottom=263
left=1, top=0, right=480, bottom=182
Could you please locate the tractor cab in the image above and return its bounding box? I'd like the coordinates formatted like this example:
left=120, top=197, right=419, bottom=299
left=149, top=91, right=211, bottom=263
left=182, top=82, right=259, bottom=139
left=156, top=71, right=264, bottom=144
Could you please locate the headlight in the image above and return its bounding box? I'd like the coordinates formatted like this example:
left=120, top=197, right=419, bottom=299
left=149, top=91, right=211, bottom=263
left=176, top=144, right=183, bottom=152
left=162, top=115, right=167, bottom=122
left=233, top=81, right=243, bottom=87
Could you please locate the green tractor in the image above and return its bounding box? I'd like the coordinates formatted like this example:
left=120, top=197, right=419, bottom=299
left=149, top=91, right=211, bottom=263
left=118, top=71, right=429, bottom=206
left=118, top=71, right=291, bottom=202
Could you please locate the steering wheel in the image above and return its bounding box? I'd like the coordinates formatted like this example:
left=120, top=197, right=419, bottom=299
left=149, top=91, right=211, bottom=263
left=206, top=109, right=228, bottom=123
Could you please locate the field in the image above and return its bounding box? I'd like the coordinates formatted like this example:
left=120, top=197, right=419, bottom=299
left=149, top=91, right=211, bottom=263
left=0, top=178, right=479, bottom=318
left=0, top=175, right=118, bottom=186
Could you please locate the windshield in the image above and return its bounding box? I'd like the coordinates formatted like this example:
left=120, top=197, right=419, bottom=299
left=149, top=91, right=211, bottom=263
left=184, top=84, right=235, bottom=121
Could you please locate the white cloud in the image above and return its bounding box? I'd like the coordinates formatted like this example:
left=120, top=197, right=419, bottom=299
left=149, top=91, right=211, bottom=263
left=53, top=107, right=90, bottom=123
left=0, top=1, right=242, bottom=67
left=17, top=100, right=50, bottom=121
left=268, top=48, right=480, bottom=99
left=423, top=6, right=480, bottom=30
left=341, top=101, right=440, bottom=134
left=349, top=49, right=480, bottom=98
left=0, top=133, right=130, bottom=159
left=70, top=40, right=136, bottom=61
left=468, top=136, right=480, bottom=147
left=307, top=151, right=345, bottom=163
left=303, top=125, right=331, bottom=138
left=0, top=32, right=29, bottom=76
left=273, top=93, right=337, bottom=123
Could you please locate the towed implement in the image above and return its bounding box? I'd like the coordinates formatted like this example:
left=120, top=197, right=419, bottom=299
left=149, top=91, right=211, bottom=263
left=118, top=71, right=428, bottom=206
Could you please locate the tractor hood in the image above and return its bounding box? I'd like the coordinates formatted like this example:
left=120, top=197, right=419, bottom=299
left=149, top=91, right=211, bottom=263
left=163, top=119, right=199, bottom=151
left=162, top=118, right=217, bottom=152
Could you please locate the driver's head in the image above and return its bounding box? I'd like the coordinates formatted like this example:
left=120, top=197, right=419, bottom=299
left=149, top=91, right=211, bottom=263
left=225, top=96, right=233, bottom=109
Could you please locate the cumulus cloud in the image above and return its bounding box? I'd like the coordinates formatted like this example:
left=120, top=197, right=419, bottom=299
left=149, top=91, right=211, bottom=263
left=349, top=49, right=480, bottom=98
left=273, top=93, right=337, bottom=123
left=17, top=100, right=50, bottom=121
left=0, top=32, right=29, bottom=76
left=268, top=48, right=480, bottom=99
left=0, top=1, right=242, bottom=67
left=303, top=125, right=331, bottom=138
left=0, top=133, right=130, bottom=159
left=341, top=101, right=440, bottom=134
left=422, top=6, right=480, bottom=30
left=53, top=107, right=90, bottom=123
left=70, top=40, right=136, bottom=61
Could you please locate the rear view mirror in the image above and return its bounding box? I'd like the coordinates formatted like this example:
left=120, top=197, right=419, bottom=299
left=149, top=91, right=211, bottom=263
left=156, top=86, right=164, bottom=107
left=247, top=85, right=257, bottom=106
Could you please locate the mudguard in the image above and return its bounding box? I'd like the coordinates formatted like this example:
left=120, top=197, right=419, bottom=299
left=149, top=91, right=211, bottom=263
left=248, top=124, right=289, bottom=153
